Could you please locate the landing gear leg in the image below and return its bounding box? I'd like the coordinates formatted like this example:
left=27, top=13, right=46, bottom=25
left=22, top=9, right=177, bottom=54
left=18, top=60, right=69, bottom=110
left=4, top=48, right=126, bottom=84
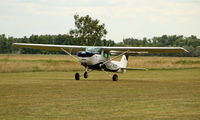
left=75, top=73, right=80, bottom=80
left=84, top=72, right=88, bottom=79
left=112, top=74, right=118, bottom=81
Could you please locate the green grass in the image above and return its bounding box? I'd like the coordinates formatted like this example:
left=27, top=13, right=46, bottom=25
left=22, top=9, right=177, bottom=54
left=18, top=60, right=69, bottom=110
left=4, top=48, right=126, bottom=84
left=0, top=69, right=200, bottom=120
left=147, top=60, right=167, bottom=63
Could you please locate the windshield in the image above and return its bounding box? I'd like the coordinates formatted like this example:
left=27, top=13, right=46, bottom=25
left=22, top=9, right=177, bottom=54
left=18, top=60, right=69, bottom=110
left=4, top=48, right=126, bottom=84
left=77, top=51, right=94, bottom=57
left=86, top=47, right=102, bottom=54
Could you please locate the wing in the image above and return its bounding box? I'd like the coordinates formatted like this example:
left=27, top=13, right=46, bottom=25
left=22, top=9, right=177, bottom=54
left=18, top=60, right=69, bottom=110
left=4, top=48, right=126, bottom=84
left=13, top=43, right=86, bottom=53
left=13, top=43, right=188, bottom=54
left=103, top=46, right=188, bottom=54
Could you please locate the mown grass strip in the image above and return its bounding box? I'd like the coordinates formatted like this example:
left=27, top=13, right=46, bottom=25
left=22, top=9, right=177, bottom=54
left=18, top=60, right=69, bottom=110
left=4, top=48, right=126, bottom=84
left=0, top=69, right=199, bottom=120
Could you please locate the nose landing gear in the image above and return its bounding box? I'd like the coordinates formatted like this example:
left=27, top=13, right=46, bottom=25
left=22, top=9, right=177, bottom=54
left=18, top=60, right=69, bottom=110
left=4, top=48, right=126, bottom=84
left=84, top=72, right=88, bottom=79
left=74, top=72, right=88, bottom=80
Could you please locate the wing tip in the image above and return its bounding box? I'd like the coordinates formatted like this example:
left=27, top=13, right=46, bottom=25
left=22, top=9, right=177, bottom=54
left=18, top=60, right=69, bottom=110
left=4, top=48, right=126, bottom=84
left=13, top=43, right=26, bottom=46
left=12, top=43, right=21, bottom=46
left=181, top=47, right=189, bottom=53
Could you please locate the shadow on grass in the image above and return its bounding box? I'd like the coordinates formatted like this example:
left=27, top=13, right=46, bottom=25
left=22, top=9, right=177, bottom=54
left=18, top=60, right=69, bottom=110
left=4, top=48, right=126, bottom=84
left=47, top=78, right=116, bottom=82
left=47, top=78, right=158, bottom=83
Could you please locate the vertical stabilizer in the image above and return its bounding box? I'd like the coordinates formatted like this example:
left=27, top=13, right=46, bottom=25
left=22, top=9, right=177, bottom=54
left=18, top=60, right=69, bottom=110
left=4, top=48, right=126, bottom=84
left=120, top=55, right=128, bottom=68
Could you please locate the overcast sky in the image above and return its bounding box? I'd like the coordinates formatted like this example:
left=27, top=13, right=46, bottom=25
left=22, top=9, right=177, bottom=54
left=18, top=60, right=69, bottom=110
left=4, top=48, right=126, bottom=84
left=0, top=0, right=199, bottom=42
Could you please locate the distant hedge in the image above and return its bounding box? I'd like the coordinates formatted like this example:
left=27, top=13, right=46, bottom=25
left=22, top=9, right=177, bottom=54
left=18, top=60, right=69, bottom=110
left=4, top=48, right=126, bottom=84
left=0, top=34, right=199, bottom=57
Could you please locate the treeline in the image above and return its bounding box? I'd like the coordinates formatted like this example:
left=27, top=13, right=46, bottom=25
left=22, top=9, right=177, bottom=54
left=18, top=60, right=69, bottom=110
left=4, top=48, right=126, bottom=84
left=0, top=34, right=200, bottom=57
left=0, top=34, right=115, bottom=54
left=122, top=35, right=200, bottom=57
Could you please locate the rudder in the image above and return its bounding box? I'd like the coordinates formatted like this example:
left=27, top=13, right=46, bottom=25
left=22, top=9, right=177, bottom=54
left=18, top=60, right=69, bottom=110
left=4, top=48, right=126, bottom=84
left=120, top=55, right=128, bottom=68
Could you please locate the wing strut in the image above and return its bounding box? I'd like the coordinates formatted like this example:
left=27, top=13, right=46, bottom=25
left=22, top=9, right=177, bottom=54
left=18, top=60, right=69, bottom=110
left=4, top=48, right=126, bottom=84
left=60, top=48, right=80, bottom=62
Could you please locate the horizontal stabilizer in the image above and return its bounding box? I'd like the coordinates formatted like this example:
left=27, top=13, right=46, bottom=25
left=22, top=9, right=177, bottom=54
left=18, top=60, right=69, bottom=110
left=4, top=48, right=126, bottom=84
left=122, top=67, right=148, bottom=70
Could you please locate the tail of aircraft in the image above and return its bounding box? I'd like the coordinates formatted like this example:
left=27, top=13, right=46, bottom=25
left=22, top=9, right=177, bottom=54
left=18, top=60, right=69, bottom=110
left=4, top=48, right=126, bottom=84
left=119, top=55, right=147, bottom=72
left=111, top=55, right=147, bottom=73
left=120, top=55, right=128, bottom=68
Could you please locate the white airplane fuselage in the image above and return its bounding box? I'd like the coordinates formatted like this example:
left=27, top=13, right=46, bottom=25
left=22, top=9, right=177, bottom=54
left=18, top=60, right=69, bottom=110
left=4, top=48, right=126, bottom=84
left=79, top=54, right=106, bottom=66
left=78, top=51, right=127, bottom=73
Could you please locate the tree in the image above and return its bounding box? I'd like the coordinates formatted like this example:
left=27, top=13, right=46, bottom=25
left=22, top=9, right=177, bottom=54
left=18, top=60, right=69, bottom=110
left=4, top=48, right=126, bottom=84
left=69, top=14, right=107, bottom=46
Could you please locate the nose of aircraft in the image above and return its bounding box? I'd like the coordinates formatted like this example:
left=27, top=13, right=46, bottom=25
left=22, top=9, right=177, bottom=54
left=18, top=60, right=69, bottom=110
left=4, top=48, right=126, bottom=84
left=77, top=51, right=95, bottom=65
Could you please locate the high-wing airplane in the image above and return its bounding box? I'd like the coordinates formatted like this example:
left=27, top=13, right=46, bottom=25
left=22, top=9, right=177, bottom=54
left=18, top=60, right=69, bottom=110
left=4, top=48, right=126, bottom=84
left=13, top=43, right=188, bottom=81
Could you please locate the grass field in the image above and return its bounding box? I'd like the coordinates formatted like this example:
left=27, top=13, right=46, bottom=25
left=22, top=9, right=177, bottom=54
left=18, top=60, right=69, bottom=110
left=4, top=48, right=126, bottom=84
left=0, top=70, right=200, bottom=119
left=0, top=54, right=200, bottom=120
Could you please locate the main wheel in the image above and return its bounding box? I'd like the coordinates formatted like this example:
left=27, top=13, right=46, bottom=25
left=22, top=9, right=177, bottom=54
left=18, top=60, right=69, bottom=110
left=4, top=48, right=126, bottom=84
left=84, top=72, right=88, bottom=79
left=112, top=74, right=118, bottom=81
left=75, top=73, right=80, bottom=80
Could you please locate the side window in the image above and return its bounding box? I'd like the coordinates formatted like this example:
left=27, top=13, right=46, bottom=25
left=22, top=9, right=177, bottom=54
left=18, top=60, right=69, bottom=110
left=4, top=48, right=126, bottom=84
left=103, top=52, right=109, bottom=58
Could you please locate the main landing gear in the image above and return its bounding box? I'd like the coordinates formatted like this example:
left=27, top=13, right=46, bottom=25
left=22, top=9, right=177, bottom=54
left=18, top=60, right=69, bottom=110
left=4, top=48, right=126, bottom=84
left=75, top=73, right=80, bottom=80
left=112, top=74, right=118, bottom=81
left=74, top=72, right=118, bottom=81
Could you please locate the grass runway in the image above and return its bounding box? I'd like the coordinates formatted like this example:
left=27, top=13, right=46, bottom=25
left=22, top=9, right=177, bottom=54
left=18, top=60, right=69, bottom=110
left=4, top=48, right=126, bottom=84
left=0, top=69, right=200, bottom=120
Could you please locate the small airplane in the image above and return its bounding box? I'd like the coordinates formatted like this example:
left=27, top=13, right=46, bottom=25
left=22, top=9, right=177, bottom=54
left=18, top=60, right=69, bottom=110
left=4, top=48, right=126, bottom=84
left=13, top=43, right=188, bottom=81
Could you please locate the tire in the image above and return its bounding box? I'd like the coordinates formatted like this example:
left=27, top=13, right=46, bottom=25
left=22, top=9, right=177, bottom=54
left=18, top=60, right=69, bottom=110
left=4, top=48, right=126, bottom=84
left=112, top=74, right=118, bottom=81
left=84, top=72, right=88, bottom=79
left=75, top=73, right=80, bottom=80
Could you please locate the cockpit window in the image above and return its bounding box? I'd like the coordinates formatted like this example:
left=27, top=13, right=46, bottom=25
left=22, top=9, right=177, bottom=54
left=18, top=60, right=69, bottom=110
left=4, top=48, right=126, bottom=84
left=104, top=52, right=109, bottom=58
left=86, top=47, right=102, bottom=54
left=77, top=51, right=94, bottom=57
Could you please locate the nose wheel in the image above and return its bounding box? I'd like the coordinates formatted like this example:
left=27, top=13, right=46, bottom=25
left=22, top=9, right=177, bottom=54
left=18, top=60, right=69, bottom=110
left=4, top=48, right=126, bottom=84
left=84, top=72, right=88, bottom=79
left=74, top=72, right=89, bottom=80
